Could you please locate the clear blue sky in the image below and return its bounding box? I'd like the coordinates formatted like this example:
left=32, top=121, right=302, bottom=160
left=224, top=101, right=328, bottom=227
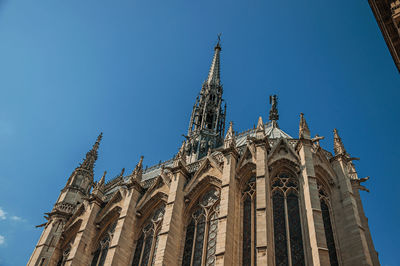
left=0, top=0, right=399, bottom=265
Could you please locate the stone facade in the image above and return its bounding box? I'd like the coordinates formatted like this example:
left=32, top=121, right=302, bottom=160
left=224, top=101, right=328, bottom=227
left=369, top=0, right=400, bottom=72
left=28, top=41, right=379, bottom=266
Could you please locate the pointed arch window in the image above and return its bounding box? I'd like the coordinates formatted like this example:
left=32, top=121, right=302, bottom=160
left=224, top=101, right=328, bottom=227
left=131, top=205, right=165, bottom=266
left=318, top=182, right=338, bottom=266
left=271, top=172, right=305, bottom=266
left=182, top=188, right=220, bottom=266
left=91, top=221, right=117, bottom=266
left=56, top=242, right=72, bottom=266
left=242, top=176, right=256, bottom=266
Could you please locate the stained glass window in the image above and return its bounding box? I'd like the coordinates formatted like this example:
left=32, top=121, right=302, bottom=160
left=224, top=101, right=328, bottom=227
left=242, top=176, right=256, bottom=266
left=271, top=173, right=305, bottom=266
left=182, top=188, right=220, bottom=266
left=91, top=221, right=117, bottom=266
left=131, top=205, right=165, bottom=266
left=318, top=183, right=338, bottom=266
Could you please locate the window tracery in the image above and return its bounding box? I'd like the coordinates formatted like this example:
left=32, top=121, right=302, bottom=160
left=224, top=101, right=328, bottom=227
left=182, top=188, right=220, bottom=266
left=242, top=176, right=256, bottom=266
left=318, top=182, right=338, bottom=266
left=131, top=205, right=165, bottom=266
left=271, top=172, right=305, bottom=266
left=91, top=221, right=117, bottom=266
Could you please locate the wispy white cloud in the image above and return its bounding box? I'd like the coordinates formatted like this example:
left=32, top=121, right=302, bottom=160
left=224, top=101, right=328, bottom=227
left=0, top=207, right=6, bottom=220
left=0, top=235, right=5, bottom=245
left=10, top=216, right=22, bottom=221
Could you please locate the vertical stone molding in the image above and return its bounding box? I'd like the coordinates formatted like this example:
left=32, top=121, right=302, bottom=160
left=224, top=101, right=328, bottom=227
left=215, top=147, right=238, bottom=266
left=154, top=166, right=187, bottom=266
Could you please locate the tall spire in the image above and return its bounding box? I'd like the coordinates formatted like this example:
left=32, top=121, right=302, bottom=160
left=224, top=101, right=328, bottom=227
left=186, top=37, right=226, bottom=161
left=79, top=132, right=102, bottom=172
left=206, top=34, right=222, bottom=86
left=333, top=128, right=346, bottom=155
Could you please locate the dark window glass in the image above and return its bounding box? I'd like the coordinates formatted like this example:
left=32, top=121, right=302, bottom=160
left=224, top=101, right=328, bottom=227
left=182, top=220, right=195, bottom=266
left=242, top=196, right=252, bottom=266
left=321, top=199, right=338, bottom=266
left=287, top=192, right=305, bottom=266
left=132, top=234, right=144, bottom=266
left=273, top=190, right=288, bottom=266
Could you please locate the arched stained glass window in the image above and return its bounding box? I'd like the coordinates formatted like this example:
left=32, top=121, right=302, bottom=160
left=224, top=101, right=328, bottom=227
left=271, top=173, right=305, bottom=266
left=318, top=182, right=338, bottom=266
left=131, top=205, right=165, bottom=266
left=91, top=221, right=117, bottom=266
left=242, top=176, right=256, bottom=266
left=182, top=188, right=220, bottom=266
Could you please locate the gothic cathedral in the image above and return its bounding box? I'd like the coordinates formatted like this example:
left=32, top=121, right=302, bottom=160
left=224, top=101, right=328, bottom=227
left=28, top=41, right=379, bottom=266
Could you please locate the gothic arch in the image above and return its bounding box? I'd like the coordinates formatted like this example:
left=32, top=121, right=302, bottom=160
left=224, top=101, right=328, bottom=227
left=269, top=165, right=306, bottom=266
left=130, top=203, right=166, bottom=266
left=236, top=161, right=256, bottom=186
left=181, top=187, right=221, bottom=266
left=314, top=165, right=335, bottom=189
left=268, top=158, right=300, bottom=179
left=184, top=175, right=221, bottom=214
left=90, top=220, right=118, bottom=266
left=94, top=206, right=121, bottom=245
left=135, top=198, right=167, bottom=233
left=186, top=157, right=222, bottom=190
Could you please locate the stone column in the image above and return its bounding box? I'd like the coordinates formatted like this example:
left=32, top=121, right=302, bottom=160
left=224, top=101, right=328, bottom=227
left=331, top=157, right=374, bottom=265
left=298, top=139, right=330, bottom=266
left=106, top=184, right=143, bottom=265
left=154, top=162, right=187, bottom=266
left=215, top=147, right=238, bottom=266
left=27, top=217, right=66, bottom=266
left=351, top=183, right=380, bottom=265
left=64, top=198, right=102, bottom=266
left=254, top=139, right=270, bottom=265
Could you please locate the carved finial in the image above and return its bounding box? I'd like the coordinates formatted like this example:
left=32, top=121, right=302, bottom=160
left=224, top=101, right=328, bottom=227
left=99, top=171, right=106, bottom=185
left=130, top=156, right=144, bottom=183
left=299, top=113, right=310, bottom=139
left=256, top=116, right=264, bottom=132
left=174, top=141, right=187, bottom=167
left=224, top=121, right=236, bottom=149
left=269, top=95, right=279, bottom=122
left=333, top=129, right=346, bottom=155
left=256, top=116, right=266, bottom=139
left=92, top=170, right=106, bottom=197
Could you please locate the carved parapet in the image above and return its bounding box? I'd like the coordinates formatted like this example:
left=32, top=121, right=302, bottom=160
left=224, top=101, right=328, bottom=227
left=52, top=202, right=76, bottom=217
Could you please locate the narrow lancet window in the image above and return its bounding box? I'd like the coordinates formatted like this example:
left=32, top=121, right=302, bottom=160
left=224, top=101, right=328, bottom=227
left=91, top=221, right=117, bottom=266
left=271, top=172, right=305, bottom=266
left=182, top=188, right=220, bottom=266
left=131, top=205, right=165, bottom=266
left=242, top=176, right=256, bottom=266
left=318, top=182, right=338, bottom=266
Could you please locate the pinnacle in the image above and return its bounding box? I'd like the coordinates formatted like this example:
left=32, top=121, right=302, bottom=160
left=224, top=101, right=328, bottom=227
left=333, top=128, right=346, bottom=155
left=256, top=116, right=264, bottom=131
left=299, top=113, right=310, bottom=139
left=225, top=121, right=234, bottom=139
